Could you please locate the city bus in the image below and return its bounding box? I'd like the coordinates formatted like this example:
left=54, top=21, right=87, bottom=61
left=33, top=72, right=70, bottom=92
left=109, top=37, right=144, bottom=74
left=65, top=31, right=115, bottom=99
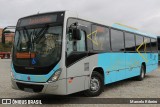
left=5, top=11, right=158, bottom=96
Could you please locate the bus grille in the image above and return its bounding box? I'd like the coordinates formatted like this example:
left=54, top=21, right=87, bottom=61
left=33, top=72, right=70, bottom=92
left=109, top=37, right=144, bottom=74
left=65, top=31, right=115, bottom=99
left=16, top=82, right=44, bottom=92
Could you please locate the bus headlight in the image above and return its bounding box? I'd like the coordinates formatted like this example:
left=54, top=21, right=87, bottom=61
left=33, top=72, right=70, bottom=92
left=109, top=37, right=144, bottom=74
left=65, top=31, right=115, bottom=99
left=11, top=70, right=15, bottom=79
left=10, top=63, right=15, bottom=79
left=48, top=69, right=62, bottom=83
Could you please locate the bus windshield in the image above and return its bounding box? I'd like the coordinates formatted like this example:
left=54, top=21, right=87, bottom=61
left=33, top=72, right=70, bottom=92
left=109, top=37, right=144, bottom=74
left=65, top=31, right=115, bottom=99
left=13, top=25, right=62, bottom=67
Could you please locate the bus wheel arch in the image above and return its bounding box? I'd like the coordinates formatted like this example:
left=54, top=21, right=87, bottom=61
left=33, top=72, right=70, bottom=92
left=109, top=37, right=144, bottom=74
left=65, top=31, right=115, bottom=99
left=84, top=67, right=104, bottom=97
left=92, top=67, right=105, bottom=86
left=92, top=67, right=104, bottom=79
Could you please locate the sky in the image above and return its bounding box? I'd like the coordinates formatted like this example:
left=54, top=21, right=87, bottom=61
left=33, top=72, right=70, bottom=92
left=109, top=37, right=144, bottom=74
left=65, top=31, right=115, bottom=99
left=0, top=0, right=160, bottom=37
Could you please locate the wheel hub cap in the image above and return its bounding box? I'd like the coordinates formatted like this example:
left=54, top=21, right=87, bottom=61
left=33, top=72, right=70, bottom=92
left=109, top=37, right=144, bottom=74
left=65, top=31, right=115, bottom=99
left=90, top=78, right=100, bottom=92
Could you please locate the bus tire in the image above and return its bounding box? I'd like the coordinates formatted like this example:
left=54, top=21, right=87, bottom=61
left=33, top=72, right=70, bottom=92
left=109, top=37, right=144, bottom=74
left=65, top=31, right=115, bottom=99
left=136, top=65, right=145, bottom=81
left=84, top=71, right=103, bottom=97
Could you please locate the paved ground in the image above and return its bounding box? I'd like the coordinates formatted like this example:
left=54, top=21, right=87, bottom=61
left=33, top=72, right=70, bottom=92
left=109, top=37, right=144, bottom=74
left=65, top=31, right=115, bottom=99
left=0, top=59, right=160, bottom=107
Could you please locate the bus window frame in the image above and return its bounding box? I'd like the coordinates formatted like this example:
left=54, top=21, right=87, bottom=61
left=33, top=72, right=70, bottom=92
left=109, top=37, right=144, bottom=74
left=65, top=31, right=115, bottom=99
left=91, top=24, right=111, bottom=52
left=135, top=34, right=145, bottom=53
left=151, top=38, right=158, bottom=53
left=144, top=37, right=152, bottom=52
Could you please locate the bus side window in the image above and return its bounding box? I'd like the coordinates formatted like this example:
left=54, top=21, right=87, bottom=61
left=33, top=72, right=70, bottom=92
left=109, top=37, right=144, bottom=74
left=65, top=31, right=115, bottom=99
left=76, top=30, right=86, bottom=52
left=136, top=35, right=144, bottom=52
left=125, top=32, right=136, bottom=52
left=151, top=38, right=157, bottom=52
left=144, top=37, right=151, bottom=52
left=111, top=29, right=124, bottom=52
left=66, top=32, right=73, bottom=55
left=91, top=25, right=110, bottom=51
left=66, top=29, right=86, bottom=56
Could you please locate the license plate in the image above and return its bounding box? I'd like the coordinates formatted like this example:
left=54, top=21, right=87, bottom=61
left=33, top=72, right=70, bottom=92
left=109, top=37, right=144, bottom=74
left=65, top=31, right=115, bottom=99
left=24, top=88, right=34, bottom=92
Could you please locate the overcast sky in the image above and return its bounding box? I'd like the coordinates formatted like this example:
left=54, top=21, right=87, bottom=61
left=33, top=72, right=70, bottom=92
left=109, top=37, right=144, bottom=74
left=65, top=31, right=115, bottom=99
left=0, top=0, right=160, bottom=36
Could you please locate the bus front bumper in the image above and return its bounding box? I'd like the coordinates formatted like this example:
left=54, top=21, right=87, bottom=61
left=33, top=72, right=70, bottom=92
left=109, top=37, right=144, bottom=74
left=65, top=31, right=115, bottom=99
left=11, top=78, right=67, bottom=95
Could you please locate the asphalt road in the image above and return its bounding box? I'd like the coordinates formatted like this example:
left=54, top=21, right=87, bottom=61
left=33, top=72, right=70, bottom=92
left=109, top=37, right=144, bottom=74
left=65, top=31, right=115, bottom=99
left=0, top=59, right=160, bottom=107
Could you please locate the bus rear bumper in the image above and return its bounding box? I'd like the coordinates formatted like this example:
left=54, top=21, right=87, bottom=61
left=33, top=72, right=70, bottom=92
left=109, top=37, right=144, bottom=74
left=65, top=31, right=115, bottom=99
left=11, top=78, right=67, bottom=95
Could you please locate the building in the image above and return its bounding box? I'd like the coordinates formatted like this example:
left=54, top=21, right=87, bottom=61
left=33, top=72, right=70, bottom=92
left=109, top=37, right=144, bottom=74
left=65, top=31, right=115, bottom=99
left=5, top=33, right=14, bottom=43
left=0, top=28, right=14, bottom=43
left=0, top=28, right=3, bottom=42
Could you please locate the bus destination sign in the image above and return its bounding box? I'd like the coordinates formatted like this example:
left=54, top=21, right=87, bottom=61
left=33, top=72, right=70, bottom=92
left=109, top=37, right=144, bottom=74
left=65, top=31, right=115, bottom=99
left=18, top=14, right=57, bottom=26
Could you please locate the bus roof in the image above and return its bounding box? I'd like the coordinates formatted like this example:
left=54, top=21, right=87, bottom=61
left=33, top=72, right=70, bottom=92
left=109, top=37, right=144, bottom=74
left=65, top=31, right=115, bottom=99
left=112, top=23, right=157, bottom=38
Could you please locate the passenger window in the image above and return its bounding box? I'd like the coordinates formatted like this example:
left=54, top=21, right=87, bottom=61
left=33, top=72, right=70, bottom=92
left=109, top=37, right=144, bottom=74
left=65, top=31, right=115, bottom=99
left=91, top=25, right=110, bottom=51
left=136, top=35, right=144, bottom=52
left=76, top=30, right=86, bottom=52
left=66, top=29, right=86, bottom=56
left=111, top=29, right=124, bottom=52
left=151, top=38, right=157, bottom=52
left=144, top=37, right=151, bottom=52
left=125, top=32, right=135, bottom=52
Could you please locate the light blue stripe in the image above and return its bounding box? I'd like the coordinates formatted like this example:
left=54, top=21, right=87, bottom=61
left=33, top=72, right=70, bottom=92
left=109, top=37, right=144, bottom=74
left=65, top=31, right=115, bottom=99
left=98, top=53, right=158, bottom=84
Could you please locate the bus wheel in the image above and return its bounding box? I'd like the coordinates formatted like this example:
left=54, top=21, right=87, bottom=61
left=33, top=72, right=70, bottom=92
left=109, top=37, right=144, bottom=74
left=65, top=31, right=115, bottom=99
left=84, top=71, right=103, bottom=97
left=136, top=65, right=145, bottom=81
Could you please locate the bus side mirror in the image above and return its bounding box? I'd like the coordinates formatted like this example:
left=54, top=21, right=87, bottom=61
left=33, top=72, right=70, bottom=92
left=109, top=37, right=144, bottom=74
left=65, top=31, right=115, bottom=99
left=72, top=29, right=81, bottom=40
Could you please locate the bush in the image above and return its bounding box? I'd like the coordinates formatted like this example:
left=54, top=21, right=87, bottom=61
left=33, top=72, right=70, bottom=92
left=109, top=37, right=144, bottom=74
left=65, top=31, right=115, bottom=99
left=0, top=42, right=12, bottom=52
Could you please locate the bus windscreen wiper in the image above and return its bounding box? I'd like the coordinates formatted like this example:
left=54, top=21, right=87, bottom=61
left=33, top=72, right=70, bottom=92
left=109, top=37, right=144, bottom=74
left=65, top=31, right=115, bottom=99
left=22, top=25, right=49, bottom=51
